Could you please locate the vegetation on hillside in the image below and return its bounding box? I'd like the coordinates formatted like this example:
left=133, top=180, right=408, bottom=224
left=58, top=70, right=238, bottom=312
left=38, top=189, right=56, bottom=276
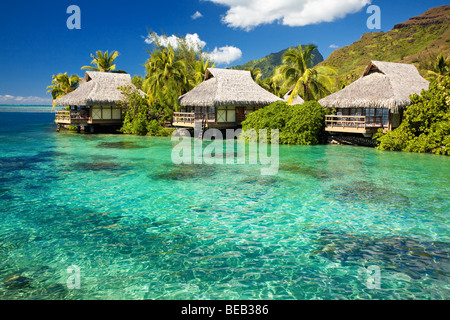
left=231, top=46, right=323, bottom=80
left=319, top=6, right=450, bottom=87
left=423, top=53, right=450, bottom=81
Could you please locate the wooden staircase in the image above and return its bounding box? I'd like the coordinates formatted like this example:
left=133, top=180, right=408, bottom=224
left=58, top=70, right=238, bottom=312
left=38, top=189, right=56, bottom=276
left=194, top=114, right=206, bottom=139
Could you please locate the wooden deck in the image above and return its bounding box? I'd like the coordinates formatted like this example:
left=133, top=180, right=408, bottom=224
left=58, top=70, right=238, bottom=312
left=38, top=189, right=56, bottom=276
left=325, top=115, right=385, bottom=134
left=172, top=112, right=219, bottom=128
left=55, top=110, right=122, bottom=125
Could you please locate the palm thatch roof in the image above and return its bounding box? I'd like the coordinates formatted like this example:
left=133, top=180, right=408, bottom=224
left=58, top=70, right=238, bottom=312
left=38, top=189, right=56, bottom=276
left=179, top=68, right=281, bottom=107
left=283, top=89, right=305, bottom=105
left=55, top=71, right=140, bottom=106
left=319, top=61, right=429, bottom=113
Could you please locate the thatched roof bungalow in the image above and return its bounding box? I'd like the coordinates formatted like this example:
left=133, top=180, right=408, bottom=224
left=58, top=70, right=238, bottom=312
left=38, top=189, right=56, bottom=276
left=174, top=68, right=281, bottom=128
left=320, top=61, right=429, bottom=135
left=54, top=71, right=141, bottom=131
left=55, top=71, right=136, bottom=106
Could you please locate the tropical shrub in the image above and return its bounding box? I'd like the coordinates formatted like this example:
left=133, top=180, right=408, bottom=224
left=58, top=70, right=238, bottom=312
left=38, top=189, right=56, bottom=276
left=375, top=76, right=450, bottom=155
left=241, top=101, right=328, bottom=145
left=118, top=85, right=173, bottom=136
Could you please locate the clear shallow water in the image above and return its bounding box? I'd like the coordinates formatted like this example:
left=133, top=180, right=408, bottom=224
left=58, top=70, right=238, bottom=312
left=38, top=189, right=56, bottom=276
left=0, top=111, right=449, bottom=300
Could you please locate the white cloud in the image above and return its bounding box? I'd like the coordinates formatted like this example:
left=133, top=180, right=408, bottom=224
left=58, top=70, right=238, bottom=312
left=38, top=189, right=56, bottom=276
left=205, top=0, right=371, bottom=30
left=145, top=33, right=207, bottom=51
left=191, top=11, right=203, bottom=20
left=207, top=46, right=243, bottom=65
left=0, top=94, right=52, bottom=105
left=329, top=44, right=339, bottom=48
left=145, top=33, right=242, bottom=65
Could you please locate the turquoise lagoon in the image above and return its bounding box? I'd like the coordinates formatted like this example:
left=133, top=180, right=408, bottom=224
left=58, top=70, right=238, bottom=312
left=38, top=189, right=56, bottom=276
left=0, top=109, right=448, bottom=300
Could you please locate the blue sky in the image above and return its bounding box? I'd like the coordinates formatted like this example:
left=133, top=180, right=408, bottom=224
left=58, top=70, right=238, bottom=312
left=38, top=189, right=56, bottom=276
left=0, top=0, right=446, bottom=105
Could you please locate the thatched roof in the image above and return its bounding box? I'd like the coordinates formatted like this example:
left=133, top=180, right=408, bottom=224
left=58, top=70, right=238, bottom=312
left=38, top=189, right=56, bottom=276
left=319, top=61, right=429, bottom=113
left=283, top=89, right=305, bottom=105
left=179, top=68, right=281, bottom=107
left=55, top=71, right=140, bottom=106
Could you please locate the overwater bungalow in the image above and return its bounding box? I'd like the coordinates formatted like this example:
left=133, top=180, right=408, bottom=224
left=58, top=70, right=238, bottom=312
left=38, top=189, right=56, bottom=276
left=54, top=71, right=141, bottom=132
left=173, top=68, right=281, bottom=129
left=319, top=61, right=429, bottom=136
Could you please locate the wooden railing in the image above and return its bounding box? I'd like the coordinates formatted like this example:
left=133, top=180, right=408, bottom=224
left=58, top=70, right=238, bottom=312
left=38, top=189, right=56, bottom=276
left=55, top=110, right=70, bottom=121
left=173, top=112, right=195, bottom=123
left=325, top=115, right=385, bottom=128
left=173, top=112, right=216, bottom=124
left=55, top=110, right=90, bottom=122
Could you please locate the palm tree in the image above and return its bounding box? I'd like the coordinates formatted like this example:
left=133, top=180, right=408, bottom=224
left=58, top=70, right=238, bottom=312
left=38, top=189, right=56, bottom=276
left=46, top=73, right=80, bottom=109
left=426, top=53, right=450, bottom=81
left=191, top=57, right=215, bottom=87
left=276, top=44, right=336, bottom=103
left=260, top=76, right=283, bottom=97
left=246, top=66, right=263, bottom=84
left=81, top=50, right=125, bottom=73
left=143, top=47, right=189, bottom=108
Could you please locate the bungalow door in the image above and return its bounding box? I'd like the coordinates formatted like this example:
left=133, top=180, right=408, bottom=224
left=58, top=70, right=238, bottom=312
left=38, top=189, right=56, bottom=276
left=236, top=107, right=245, bottom=123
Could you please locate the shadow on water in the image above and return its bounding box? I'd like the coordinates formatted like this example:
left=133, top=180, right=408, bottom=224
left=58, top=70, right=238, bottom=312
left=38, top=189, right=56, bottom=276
left=312, top=228, right=449, bottom=280
left=97, top=141, right=146, bottom=150
left=73, top=161, right=127, bottom=171
left=279, top=164, right=340, bottom=180
left=0, top=151, right=66, bottom=200
left=89, top=154, right=118, bottom=161
left=150, top=164, right=217, bottom=181
left=238, top=175, right=282, bottom=187
left=0, top=150, right=66, bottom=171
left=324, top=181, right=411, bottom=206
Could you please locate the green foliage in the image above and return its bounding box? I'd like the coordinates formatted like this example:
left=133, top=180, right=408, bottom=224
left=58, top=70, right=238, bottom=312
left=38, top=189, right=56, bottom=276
left=320, top=8, right=450, bottom=84
left=232, top=46, right=324, bottom=79
left=146, top=119, right=174, bottom=136
left=375, top=76, right=450, bottom=155
left=275, top=45, right=337, bottom=102
left=140, top=32, right=214, bottom=128
left=424, top=53, right=450, bottom=81
left=241, top=101, right=328, bottom=145
left=81, top=50, right=125, bottom=73
left=131, top=75, right=144, bottom=90
left=118, top=85, right=173, bottom=136
left=47, top=73, right=80, bottom=108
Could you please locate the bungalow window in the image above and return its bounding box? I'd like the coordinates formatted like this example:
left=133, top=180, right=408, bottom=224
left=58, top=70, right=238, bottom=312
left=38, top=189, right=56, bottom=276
left=92, top=106, right=102, bottom=120
left=381, top=109, right=389, bottom=127
left=103, top=106, right=112, bottom=119
left=217, top=106, right=236, bottom=123
left=112, top=107, right=121, bottom=120
left=227, top=108, right=236, bottom=122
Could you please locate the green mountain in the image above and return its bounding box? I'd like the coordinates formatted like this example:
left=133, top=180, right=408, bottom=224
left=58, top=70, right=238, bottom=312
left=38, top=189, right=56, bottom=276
left=231, top=46, right=324, bottom=79
left=319, top=5, right=450, bottom=86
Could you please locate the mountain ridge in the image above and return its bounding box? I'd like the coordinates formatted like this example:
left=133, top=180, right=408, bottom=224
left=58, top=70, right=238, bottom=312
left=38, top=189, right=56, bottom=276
left=230, top=46, right=324, bottom=79
left=319, top=5, right=450, bottom=85
left=230, top=5, right=449, bottom=87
